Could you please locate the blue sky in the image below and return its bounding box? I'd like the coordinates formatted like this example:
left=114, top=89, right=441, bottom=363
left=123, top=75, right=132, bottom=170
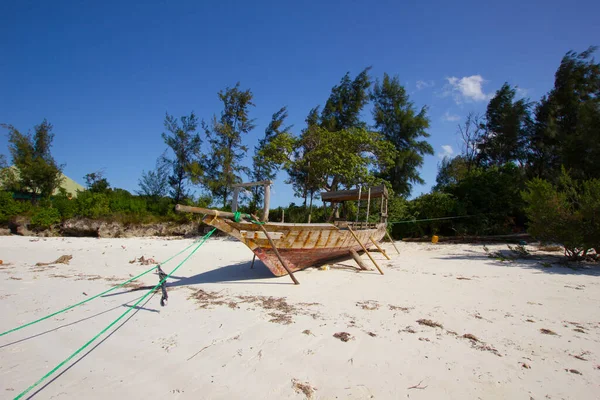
left=1, top=0, right=598, bottom=207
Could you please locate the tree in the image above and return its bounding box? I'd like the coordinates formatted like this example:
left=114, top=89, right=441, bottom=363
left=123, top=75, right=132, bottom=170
left=371, top=73, right=433, bottom=197
left=285, top=107, right=321, bottom=206
left=458, top=112, right=485, bottom=172
left=320, top=67, right=372, bottom=131
left=3, top=119, right=64, bottom=202
left=204, top=83, right=255, bottom=207
left=84, top=171, right=110, bottom=193
left=161, top=112, right=202, bottom=203
left=251, top=106, right=293, bottom=206
left=478, top=83, right=532, bottom=167
left=294, top=126, right=395, bottom=194
left=530, top=47, right=600, bottom=181
left=433, top=155, right=470, bottom=190
left=138, top=154, right=170, bottom=199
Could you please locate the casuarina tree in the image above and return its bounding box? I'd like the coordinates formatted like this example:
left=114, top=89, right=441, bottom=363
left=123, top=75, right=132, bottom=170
left=203, top=83, right=255, bottom=207
left=3, top=119, right=64, bottom=202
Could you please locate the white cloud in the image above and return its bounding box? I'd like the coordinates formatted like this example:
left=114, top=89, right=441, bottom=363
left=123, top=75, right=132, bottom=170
left=438, top=145, right=454, bottom=159
left=416, top=80, right=435, bottom=90
left=444, top=75, right=492, bottom=104
left=516, top=87, right=529, bottom=98
left=443, top=111, right=461, bottom=122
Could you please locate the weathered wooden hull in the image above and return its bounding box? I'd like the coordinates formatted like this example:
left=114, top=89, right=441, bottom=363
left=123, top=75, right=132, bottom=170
left=202, top=215, right=386, bottom=276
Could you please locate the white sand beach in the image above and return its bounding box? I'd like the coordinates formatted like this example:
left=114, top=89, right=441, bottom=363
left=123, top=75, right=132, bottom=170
left=1, top=236, right=599, bottom=399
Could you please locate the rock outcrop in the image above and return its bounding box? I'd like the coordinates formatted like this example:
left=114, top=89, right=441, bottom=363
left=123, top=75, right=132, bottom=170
left=6, top=217, right=205, bottom=238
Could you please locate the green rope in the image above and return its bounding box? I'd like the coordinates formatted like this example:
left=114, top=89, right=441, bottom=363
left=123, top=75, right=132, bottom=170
left=232, top=211, right=264, bottom=225
left=14, top=228, right=217, bottom=400
left=1, top=236, right=207, bottom=338
left=389, top=215, right=477, bottom=224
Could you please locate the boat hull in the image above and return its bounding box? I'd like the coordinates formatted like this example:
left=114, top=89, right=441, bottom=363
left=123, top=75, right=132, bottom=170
left=202, top=215, right=386, bottom=276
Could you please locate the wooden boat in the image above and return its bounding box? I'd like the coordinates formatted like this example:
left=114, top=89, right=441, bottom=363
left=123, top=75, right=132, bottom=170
left=176, top=182, right=391, bottom=283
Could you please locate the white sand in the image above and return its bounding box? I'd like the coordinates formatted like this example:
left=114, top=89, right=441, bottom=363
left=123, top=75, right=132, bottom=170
left=1, top=236, right=599, bottom=399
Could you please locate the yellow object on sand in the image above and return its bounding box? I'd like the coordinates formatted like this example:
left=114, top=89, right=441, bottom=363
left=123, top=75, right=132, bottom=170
left=431, top=235, right=439, bottom=244
left=319, top=265, right=330, bottom=271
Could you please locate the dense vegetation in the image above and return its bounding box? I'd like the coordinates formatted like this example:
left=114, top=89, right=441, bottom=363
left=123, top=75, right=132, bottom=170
left=1, top=47, right=599, bottom=258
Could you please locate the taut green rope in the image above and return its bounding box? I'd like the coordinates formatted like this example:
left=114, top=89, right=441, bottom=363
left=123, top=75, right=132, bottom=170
left=14, top=228, right=216, bottom=400
left=1, top=236, right=206, bottom=338
left=389, top=215, right=477, bottom=224
left=232, top=211, right=264, bottom=225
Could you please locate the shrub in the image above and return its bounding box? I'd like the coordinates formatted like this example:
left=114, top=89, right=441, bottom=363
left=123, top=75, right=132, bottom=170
left=109, top=189, right=148, bottom=215
left=52, top=189, right=77, bottom=220
left=523, top=171, right=600, bottom=259
left=0, top=192, right=29, bottom=223
left=391, top=192, right=458, bottom=238
left=441, top=164, right=526, bottom=235
left=30, top=207, right=61, bottom=229
left=75, top=190, right=110, bottom=218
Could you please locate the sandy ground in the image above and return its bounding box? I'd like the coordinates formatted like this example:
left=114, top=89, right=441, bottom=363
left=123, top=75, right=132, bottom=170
left=1, top=236, right=599, bottom=400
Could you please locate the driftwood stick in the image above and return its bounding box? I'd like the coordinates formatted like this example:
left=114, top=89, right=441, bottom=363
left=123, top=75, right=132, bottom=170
left=385, top=230, right=400, bottom=254
left=349, top=249, right=369, bottom=270
left=369, top=236, right=391, bottom=260
left=407, top=380, right=428, bottom=390
left=251, top=214, right=299, bottom=285
left=347, top=226, right=383, bottom=275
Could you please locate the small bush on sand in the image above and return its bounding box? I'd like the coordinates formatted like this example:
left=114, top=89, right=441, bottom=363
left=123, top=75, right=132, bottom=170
left=523, top=170, right=600, bottom=260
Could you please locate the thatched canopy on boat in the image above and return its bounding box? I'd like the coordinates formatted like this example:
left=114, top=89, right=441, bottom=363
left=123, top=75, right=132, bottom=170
left=320, top=185, right=388, bottom=203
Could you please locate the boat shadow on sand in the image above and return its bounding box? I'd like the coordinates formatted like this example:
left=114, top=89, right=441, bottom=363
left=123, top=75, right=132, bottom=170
left=166, top=259, right=288, bottom=287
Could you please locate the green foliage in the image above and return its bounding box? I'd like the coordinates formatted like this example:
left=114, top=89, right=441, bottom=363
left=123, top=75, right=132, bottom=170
left=84, top=171, right=110, bottom=193
left=320, top=67, right=372, bottom=132
left=51, top=189, right=77, bottom=220
left=146, top=196, right=176, bottom=217
left=76, top=190, right=110, bottom=218
left=433, top=156, right=470, bottom=190
left=0, top=192, right=29, bottom=223
left=109, top=189, right=147, bottom=215
left=3, top=119, right=64, bottom=201
left=293, top=127, right=395, bottom=197
left=30, top=207, right=61, bottom=230
left=138, top=155, right=170, bottom=198
left=391, top=192, right=458, bottom=238
left=446, top=164, right=526, bottom=235
left=162, top=112, right=202, bottom=203
left=523, top=171, right=600, bottom=259
left=530, top=47, right=600, bottom=181
left=478, top=83, right=532, bottom=167
left=433, top=163, right=526, bottom=235
left=371, top=73, right=433, bottom=196
left=266, top=203, right=329, bottom=224
left=252, top=107, right=293, bottom=204
left=285, top=107, right=322, bottom=204
left=204, top=83, right=255, bottom=207
left=387, top=195, right=409, bottom=222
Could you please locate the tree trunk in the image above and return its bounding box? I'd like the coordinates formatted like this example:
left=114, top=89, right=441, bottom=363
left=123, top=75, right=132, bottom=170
left=307, top=191, right=314, bottom=223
